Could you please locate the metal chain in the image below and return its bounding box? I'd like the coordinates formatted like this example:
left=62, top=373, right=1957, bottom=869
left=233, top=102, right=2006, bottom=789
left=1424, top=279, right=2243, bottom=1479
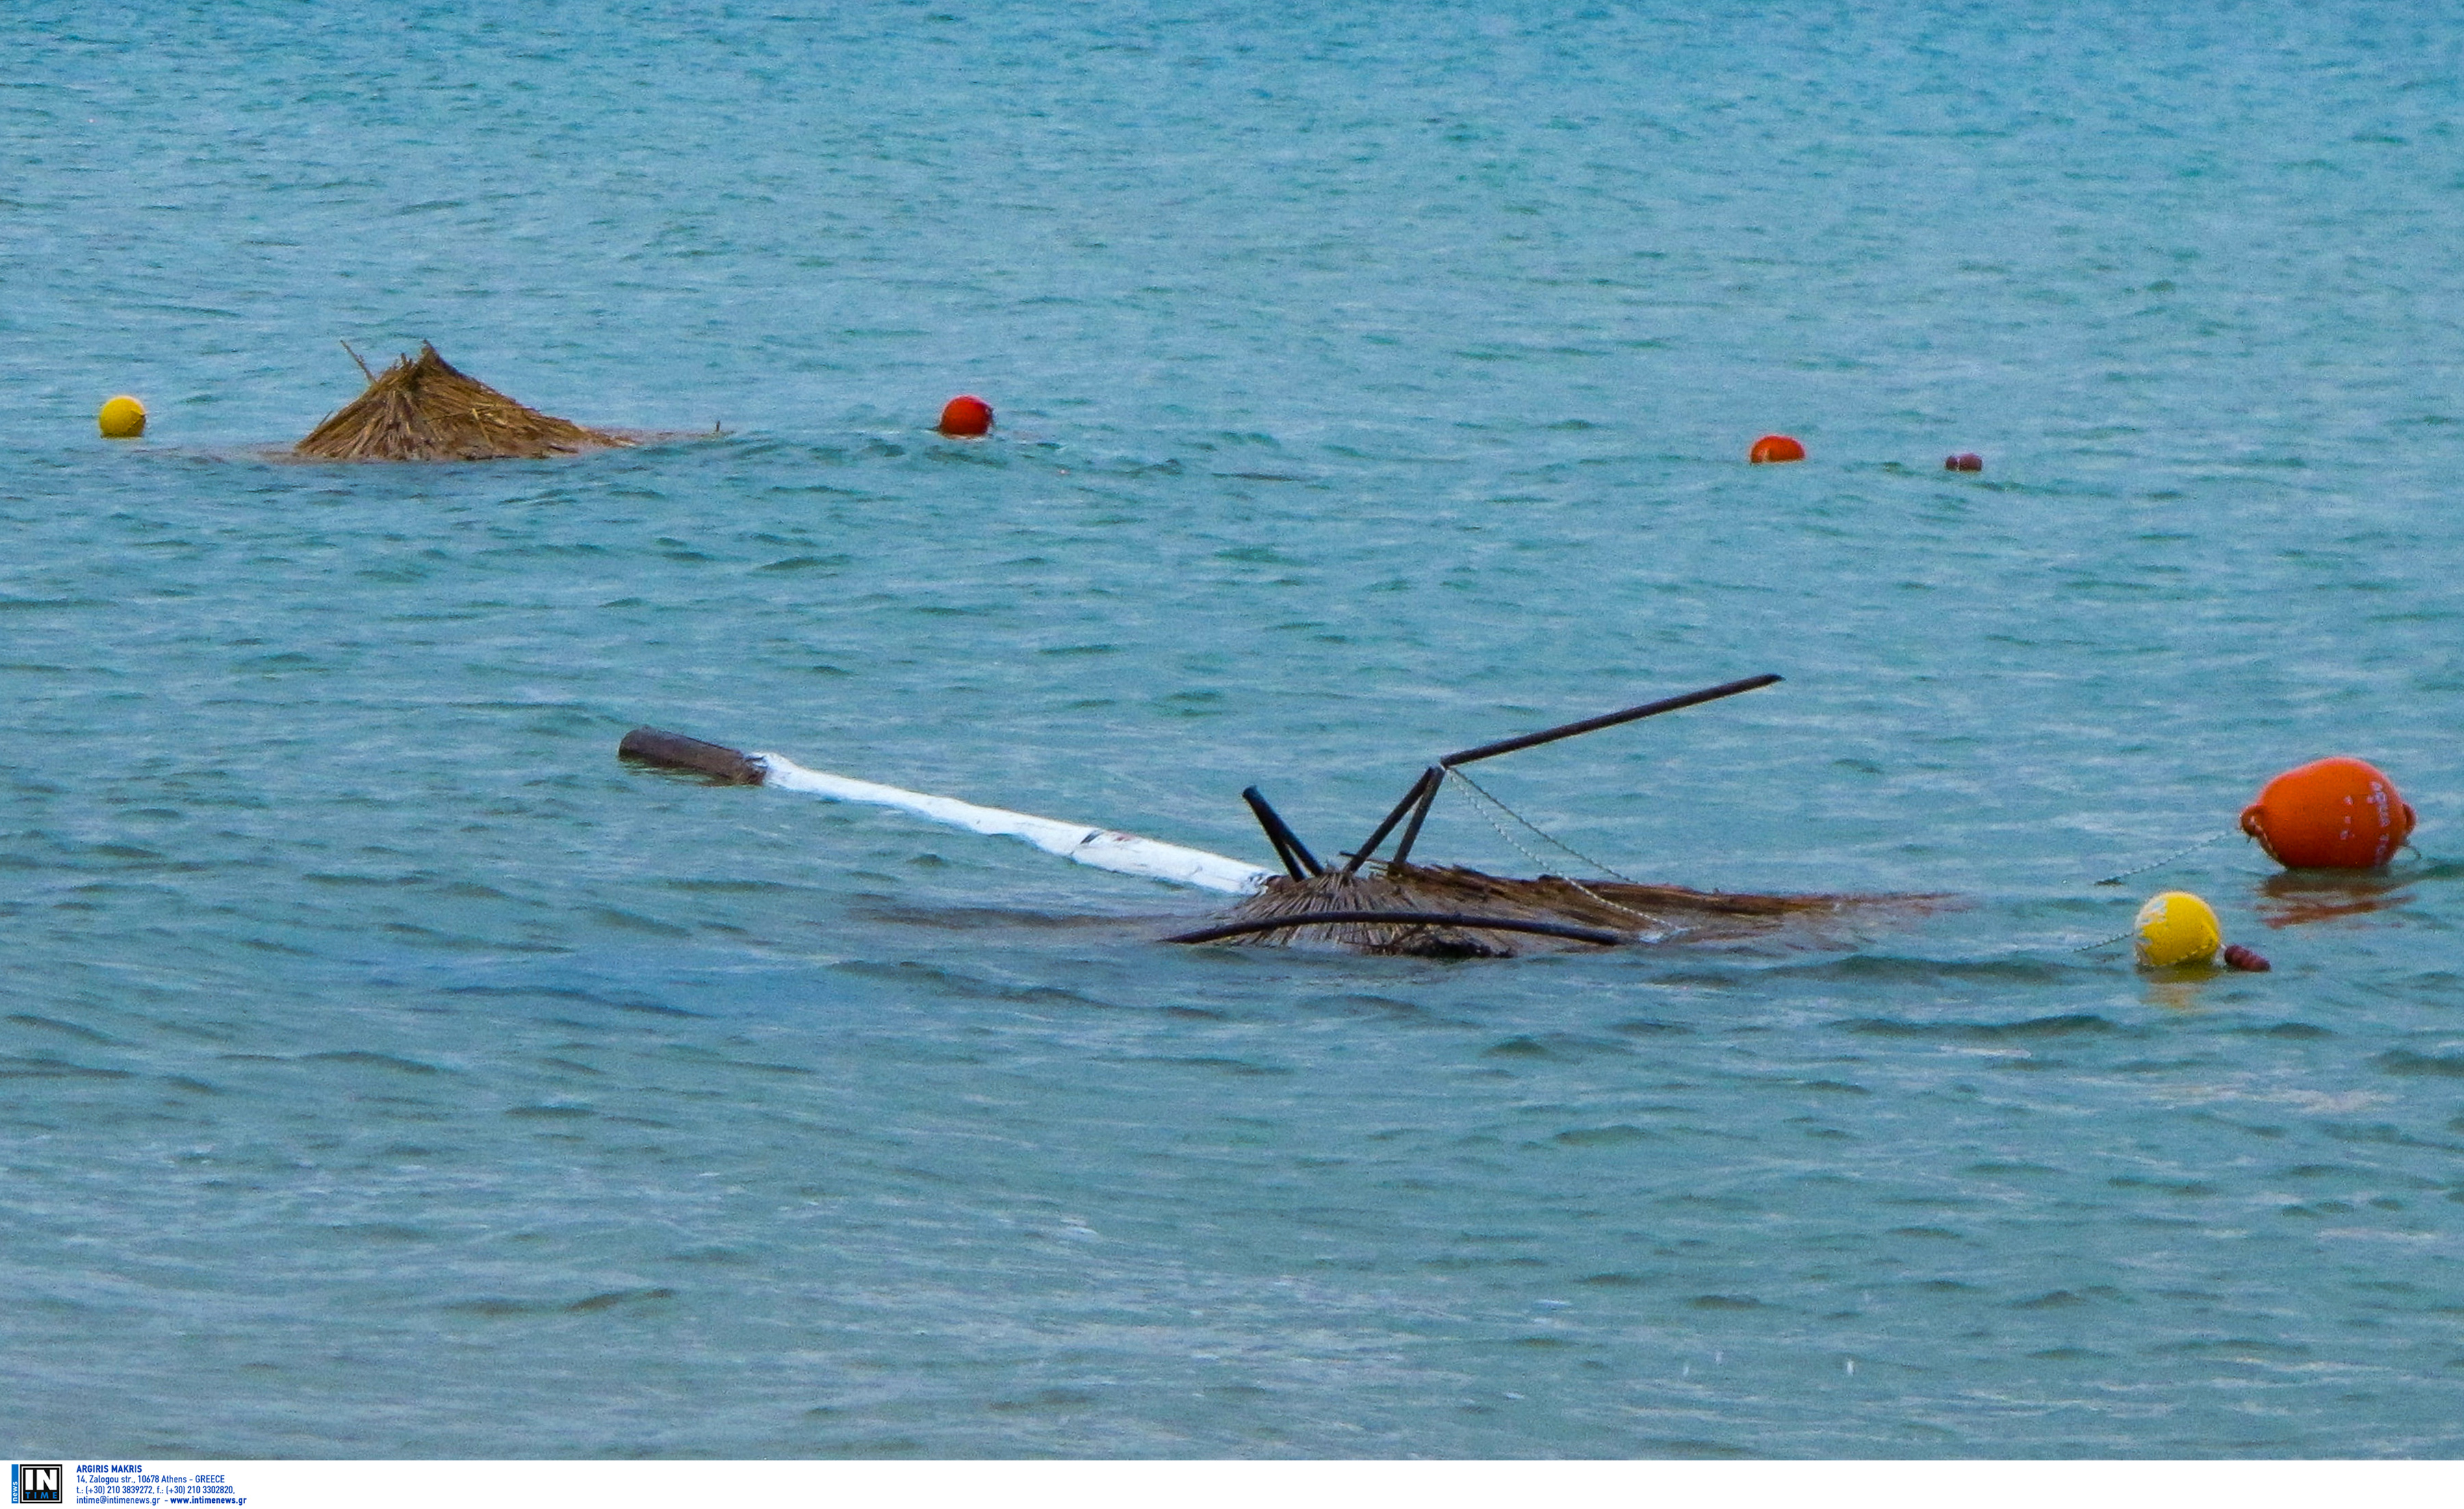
left=2072, top=928, right=2136, bottom=953
left=1440, top=768, right=1669, bottom=931
left=1443, top=767, right=1638, bottom=880
left=2094, top=828, right=2236, bottom=886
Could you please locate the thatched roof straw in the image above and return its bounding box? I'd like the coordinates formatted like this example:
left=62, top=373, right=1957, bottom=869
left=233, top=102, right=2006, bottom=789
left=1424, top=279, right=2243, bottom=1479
left=294, top=342, right=632, bottom=461
left=1213, top=861, right=1942, bottom=957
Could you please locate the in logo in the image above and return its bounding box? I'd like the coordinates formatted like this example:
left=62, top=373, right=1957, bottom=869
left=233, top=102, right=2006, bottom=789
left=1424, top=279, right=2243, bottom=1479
left=11, top=1465, right=63, bottom=1505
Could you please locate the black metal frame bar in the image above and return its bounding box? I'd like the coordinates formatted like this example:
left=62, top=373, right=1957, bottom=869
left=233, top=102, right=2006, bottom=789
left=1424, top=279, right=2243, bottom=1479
left=1437, top=673, right=1782, bottom=768
left=1242, top=786, right=1324, bottom=880
left=1387, top=766, right=1445, bottom=867
left=1162, top=910, right=1625, bottom=947
left=1339, top=673, right=1783, bottom=873
left=1339, top=765, right=1442, bottom=876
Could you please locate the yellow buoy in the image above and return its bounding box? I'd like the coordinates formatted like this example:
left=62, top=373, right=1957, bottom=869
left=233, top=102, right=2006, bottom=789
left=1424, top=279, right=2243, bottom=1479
left=2134, top=890, right=2221, bottom=968
left=98, top=395, right=147, bottom=438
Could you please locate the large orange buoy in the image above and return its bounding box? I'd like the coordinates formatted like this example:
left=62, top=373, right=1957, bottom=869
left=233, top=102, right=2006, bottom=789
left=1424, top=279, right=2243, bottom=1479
left=2240, top=756, right=2415, bottom=869
left=1748, top=434, right=1805, bottom=464
left=938, top=394, right=992, bottom=437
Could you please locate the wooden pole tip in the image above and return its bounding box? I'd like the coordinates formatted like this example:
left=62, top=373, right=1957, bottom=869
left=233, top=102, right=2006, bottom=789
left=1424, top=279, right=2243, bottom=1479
left=618, top=727, right=767, bottom=785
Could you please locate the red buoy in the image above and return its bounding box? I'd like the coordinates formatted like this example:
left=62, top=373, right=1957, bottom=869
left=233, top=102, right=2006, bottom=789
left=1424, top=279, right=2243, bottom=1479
left=2222, top=944, right=2272, bottom=972
left=1945, top=452, right=1983, bottom=472
left=938, top=395, right=992, bottom=437
left=1748, top=434, right=1805, bottom=464
left=2240, top=756, right=2415, bottom=869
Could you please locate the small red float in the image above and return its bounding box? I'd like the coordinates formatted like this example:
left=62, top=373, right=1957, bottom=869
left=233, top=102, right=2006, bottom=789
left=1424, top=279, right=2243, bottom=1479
left=1748, top=434, right=1805, bottom=464
left=938, top=395, right=993, bottom=437
left=2222, top=944, right=2271, bottom=972
left=2240, top=756, right=2415, bottom=869
left=1945, top=452, right=1983, bottom=472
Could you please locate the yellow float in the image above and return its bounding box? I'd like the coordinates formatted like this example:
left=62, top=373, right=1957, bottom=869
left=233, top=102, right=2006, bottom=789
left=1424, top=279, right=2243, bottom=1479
left=98, top=395, right=146, bottom=438
left=2134, top=890, right=2221, bottom=968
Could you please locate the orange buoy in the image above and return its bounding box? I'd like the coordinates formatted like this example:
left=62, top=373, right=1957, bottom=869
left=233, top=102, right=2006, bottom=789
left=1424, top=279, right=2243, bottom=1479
left=1945, top=452, right=1982, bottom=472
left=1748, top=434, right=1805, bottom=464
left=2240, top=756, right=2415, bottom=870
left=938, top=394, right=992, bottom=437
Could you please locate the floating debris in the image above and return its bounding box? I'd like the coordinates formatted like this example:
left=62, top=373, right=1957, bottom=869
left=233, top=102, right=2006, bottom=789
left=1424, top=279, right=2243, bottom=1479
left=294, top=342, right=632, bottom=461
left=621, top=673, right=1944, bottom=959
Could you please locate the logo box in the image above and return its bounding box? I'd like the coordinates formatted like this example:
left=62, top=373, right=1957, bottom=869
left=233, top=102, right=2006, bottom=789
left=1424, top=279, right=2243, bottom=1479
left=12, top=1465, right=64, bottom=1505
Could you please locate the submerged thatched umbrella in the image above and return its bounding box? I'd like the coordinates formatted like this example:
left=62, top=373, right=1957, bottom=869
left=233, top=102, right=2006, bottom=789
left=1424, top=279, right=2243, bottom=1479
left=1196, top=861, right=1918, bottom=957
left=294, top=342, right=632, bottom=461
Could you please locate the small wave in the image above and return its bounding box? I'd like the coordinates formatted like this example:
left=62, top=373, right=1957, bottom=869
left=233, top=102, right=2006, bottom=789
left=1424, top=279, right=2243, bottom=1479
left=2108, top=1176, right=2220, bottom=1196
left=325, top=1222, right=434, bottom=1243
left=0, top=1055, right=132, bottom=1081
left=1483, top=1033, right=1633, bottom=1060
left=1306, top=992, right=1433, bottom=1020
left=850, top=902, right=1150, bottom=932
left=1839, top=1012, right=2121, bottom=1040
left=303, top=1049, right=446, bottom=1075
left=567, top=1287, right=678, bottom=1313
left=444, top=983, right=683, bottom=1015
left=1633, top=1440, right=1755, bottom=1460
left=588, top=906, right=692, bottom=938
left=986, top=1389, right=1101, bottom=1413
left=6, top=1013, right=118, bottom=1044
left=2014, top=1290, right=2090, bottom=1309
left=2378, top=1049, right=2464, bottom=1078
left=444, top=1298, right=550, bottom=1317
left=1120, top=1055, right=1292, bottom=1077
left=2151, top=1338, right=2310, bottom=1361
left=1554, top=1124, right=1653, bottom=1146
left=828, top=958, right=1114, bottom=1009
left=1777, top=955, right=2086, bottom=985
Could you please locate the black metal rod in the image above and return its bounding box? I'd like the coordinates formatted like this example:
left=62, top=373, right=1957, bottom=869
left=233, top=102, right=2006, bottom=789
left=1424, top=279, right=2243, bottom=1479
left=1242, top=786, right=1322, bottom=879
left=1387, top=766, right=1445, bottom=867
left=1162, top=911, right=1626, bottom=947
left=1244, top=792, right=1305, bottom=879
left=1262, top=827, right=1308, bottom=881
left=1437, top=673, right=1782, bottom=769
left=1340, top=766, right=1441, bottom=876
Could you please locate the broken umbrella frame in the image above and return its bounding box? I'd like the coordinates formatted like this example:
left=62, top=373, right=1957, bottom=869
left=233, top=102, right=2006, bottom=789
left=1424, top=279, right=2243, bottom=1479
left=1161, top=672, right=1783, bottom=948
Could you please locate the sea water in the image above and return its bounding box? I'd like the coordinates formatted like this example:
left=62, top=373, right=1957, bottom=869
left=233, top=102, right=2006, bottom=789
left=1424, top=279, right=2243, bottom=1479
left=5, top=0, right=2462, bottom=1458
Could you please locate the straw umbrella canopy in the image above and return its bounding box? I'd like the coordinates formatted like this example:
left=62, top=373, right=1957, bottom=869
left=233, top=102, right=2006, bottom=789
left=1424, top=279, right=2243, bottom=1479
left=294, top=343, right=632, bottom=461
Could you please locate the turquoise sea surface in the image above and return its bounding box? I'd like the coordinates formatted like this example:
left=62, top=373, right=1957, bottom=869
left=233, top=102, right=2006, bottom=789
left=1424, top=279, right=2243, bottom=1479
left=6, top=0, right=2463, bottom=1458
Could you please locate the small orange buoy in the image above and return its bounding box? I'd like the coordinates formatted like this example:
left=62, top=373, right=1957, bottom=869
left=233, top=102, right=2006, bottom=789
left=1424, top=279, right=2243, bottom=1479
left=1945, top=452, right=1982, bottom=472
left=2240, top=756, right=2415, bottom=870
left=938, top=394, right=992, bottom=437
left=1747, top=434, right=1805, bottom=464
